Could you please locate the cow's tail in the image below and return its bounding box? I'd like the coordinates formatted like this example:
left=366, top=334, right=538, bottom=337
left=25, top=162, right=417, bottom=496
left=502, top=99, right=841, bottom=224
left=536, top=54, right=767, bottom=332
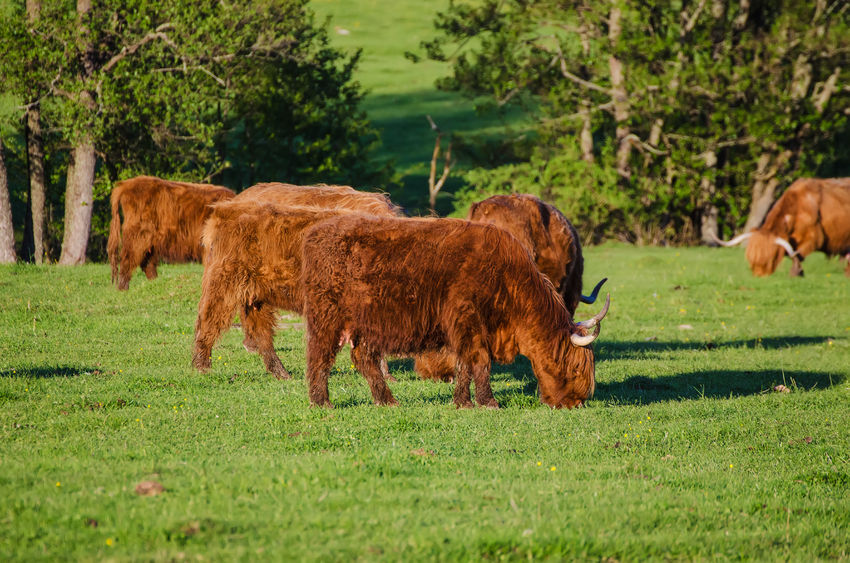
left=107, top=183, right=125, bottom=285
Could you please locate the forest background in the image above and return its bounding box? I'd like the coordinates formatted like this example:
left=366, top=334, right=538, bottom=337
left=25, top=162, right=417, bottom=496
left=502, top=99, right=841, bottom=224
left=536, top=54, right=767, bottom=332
left=1, top=0, right=848, bottom=264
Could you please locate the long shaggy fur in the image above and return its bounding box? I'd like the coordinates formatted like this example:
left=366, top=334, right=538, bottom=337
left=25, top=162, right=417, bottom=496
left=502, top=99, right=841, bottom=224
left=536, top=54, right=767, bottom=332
left=746, top=178, right=850, bottom=276
left=192, top=185, right=402, bottom=379
left=299, top=215, right=599, bottom=409
left=416, top=193, right=590, bottom=382
left=107, top=175, right=235, bottom=290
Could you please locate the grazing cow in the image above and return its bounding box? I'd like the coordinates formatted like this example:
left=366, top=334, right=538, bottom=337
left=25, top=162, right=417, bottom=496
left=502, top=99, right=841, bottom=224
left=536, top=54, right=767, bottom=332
left=225, top=181, right=404, bottom=373
left=715, top=178, right=850, bottom=276
left=299, top=215, right=610, bottom=409
left=192, top=202, right=355, bottom=379
left=107, top=175, right=235, bottom=290
left=416, top=193, right=607, bottom=382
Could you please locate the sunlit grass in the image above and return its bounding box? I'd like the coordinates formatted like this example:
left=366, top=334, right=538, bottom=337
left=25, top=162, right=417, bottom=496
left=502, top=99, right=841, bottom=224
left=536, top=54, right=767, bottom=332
left=1, top=245, right=848, bottom=559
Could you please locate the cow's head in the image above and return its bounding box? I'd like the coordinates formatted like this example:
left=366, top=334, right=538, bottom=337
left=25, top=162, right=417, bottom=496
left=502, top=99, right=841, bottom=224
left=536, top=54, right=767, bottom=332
left=713, top=230, right=797, bottom=277
left=533, top=295, right=610, bottom=408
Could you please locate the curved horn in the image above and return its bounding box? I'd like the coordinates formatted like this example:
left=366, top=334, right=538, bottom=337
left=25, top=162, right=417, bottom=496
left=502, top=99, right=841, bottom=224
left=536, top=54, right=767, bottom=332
left=580, top=277, right=608, bottom=304
left=710, top=231, right=752, bottom=247
left=570, top=323, right=600, bottom=347
left=576, top=293, right=610, bottom=330
left=773, top=237, right=797, bottom=257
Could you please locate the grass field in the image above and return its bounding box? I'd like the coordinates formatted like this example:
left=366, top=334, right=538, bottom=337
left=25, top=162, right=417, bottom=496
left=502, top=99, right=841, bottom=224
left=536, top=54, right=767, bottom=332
left=1, top=246, right=848, bottom=560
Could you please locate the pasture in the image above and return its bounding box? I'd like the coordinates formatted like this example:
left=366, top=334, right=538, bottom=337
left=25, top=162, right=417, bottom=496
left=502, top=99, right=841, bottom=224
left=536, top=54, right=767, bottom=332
left=1, top=245, right=848, bottom=560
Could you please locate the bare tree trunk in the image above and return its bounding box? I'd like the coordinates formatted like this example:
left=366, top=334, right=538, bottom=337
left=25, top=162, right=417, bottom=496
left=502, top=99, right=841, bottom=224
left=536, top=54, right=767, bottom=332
left=26, top=106, right=46, bottom=263
left=24, top=0, right=46, bottom=263
left=608, top=3, right=631, bottom=179
left=59, top=0, right=96, bottom=264
left=59, top=142, right=96, bottom=265
left=579, top=100, right=594, bottom=163
left=698, top=150, right=719, bottom=244
left=743, top=151, right=791, bottom=231
left=0, top=135, right=17, bottom=263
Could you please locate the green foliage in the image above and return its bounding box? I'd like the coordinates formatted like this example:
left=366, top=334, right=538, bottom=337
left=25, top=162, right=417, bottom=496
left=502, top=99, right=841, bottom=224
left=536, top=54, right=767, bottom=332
left=0, top=0, right=387, bottom=261
left=1, top=246, right=849, bottom=559
left=420, top=0, right=850, bottom=241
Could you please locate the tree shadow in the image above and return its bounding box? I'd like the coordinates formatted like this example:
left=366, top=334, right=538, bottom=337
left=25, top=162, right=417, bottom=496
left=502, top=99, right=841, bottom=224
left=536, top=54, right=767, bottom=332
left=598, top=336, right=834, bottom=360
left=0, top=366, right=100, bottom=379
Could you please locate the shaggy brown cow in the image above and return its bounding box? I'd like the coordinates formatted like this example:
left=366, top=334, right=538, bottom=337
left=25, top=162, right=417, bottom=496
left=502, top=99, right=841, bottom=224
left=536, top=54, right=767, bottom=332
left=192, top=202, right=356, bottom=379
left=299, top=215, right=610, bottom=409
left=415, top=193, right=607, bottom=382
left=715, top=178, right=850, bottom=277
left=224, top=181, right=403, bottom=372
left=107, top=175, right=235, bottom=290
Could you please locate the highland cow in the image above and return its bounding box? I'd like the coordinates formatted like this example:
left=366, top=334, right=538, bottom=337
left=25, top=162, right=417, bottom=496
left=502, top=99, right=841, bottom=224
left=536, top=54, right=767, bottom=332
left=416, top=193, right=607, bottom=382
left=107, top=176, right=235, bottom=290
left=714, top=178, right=850, bottom=276
left=299, top=215, right=610, bottom=409
left=192, top=202, right=356, bottom=379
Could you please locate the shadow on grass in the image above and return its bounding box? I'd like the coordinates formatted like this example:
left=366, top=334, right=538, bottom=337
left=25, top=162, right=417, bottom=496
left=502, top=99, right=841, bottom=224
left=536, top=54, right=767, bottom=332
left=0, top=366, right=101, bottom=378
left=598, top=336, right=834, bottom=360
left=595, top=368, right=844, bottom=405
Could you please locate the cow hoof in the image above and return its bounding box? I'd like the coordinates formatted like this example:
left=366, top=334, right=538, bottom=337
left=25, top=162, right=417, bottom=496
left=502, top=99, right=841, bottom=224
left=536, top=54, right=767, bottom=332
left=310, top=400, right=333, bottom=408
left=271, top=368, right=292, bottom=380
left=454, top=400, right=474, bottom=409
left=377, top=398, right=399, bottom=407
left=480, top=399, right=500, bottom=409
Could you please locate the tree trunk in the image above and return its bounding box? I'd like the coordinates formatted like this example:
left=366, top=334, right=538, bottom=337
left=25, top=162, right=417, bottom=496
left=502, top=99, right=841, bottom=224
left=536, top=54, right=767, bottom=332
left=25, top=0, right=46, bottom=263
left=58, top=141, right=96, bottom=265
left=579, top=100, right=594, bottom=163
left=0, top=135, right=17, bottom=263
left=26, top=105, right=46, bottom=263
left=608, top=3, right=631, bottom=180
left=698, top=150, right=719, bottom=244
left=743, top=151, right=791, bottom=232
left=58, top=0, right=96, bottom=265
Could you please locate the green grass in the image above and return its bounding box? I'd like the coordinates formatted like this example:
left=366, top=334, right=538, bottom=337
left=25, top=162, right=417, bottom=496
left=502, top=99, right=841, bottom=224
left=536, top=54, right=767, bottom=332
left=311, top=0, right=532, bottom=213
left=1, top=246, right=849, bottom=560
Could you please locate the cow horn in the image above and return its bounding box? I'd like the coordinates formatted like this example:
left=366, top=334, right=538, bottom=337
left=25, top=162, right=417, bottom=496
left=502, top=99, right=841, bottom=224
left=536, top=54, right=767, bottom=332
left=580, top=277, right=608, bottom=304
left=773, top=237, right=797, bottom=257
left=571, top=294, right=611, bottom=347
left=710, top=231, right=752, bottom=247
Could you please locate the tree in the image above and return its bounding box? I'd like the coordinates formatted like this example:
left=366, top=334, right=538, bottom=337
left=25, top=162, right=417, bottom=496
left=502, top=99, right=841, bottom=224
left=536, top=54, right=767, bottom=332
left=419, top=0, right=850, bottom=243
left=0, top=0, right=384, bottom=262
left=0, top=133, right=17, bottom=262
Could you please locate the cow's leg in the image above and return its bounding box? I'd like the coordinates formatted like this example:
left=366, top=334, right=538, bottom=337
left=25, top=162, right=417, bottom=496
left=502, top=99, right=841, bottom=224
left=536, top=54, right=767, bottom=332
left=192, top=274, right=239, bottom=372
left=242, top=304, right=290, bottom=380
left=305, top=325, right=341, bottom=408
left=140, top=249, right=158, bottom=280
left=379, top=357, right=397, bottom=382
left=452, top=361, right=474, bottom=409
left=117, top=226, right=153, bottom=290
left=789, top=256, right=804, bottom=277
left=414, top=350, right=456, bottom=382
left=461, top=345, right=498, bottom=409
left=844, top=253, right=850, bottom=277
left=445, top=305, right=498, bottom=408
left=351, top=345, right=397, bottom=406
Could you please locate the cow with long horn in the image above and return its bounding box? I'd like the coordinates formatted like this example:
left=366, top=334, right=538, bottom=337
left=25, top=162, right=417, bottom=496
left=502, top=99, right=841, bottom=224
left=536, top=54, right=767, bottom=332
left=415, top=193, right=607, bottom=382
left=714, top=178, right=850, bottom=277
left=299, top=214, right=610, bottom=409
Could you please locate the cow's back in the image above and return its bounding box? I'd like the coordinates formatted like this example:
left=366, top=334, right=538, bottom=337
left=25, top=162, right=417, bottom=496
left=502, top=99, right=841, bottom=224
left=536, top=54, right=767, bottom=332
left=236, top=182, right=400, bottom=217
left=467, top=194, right=582, bottom=311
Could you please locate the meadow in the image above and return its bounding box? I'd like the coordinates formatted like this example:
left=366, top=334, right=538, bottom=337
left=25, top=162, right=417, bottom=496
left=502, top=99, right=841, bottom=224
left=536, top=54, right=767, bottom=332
left=1, top=245, right=848, bottom=560
left=311, top=0, right=532, bottom=213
